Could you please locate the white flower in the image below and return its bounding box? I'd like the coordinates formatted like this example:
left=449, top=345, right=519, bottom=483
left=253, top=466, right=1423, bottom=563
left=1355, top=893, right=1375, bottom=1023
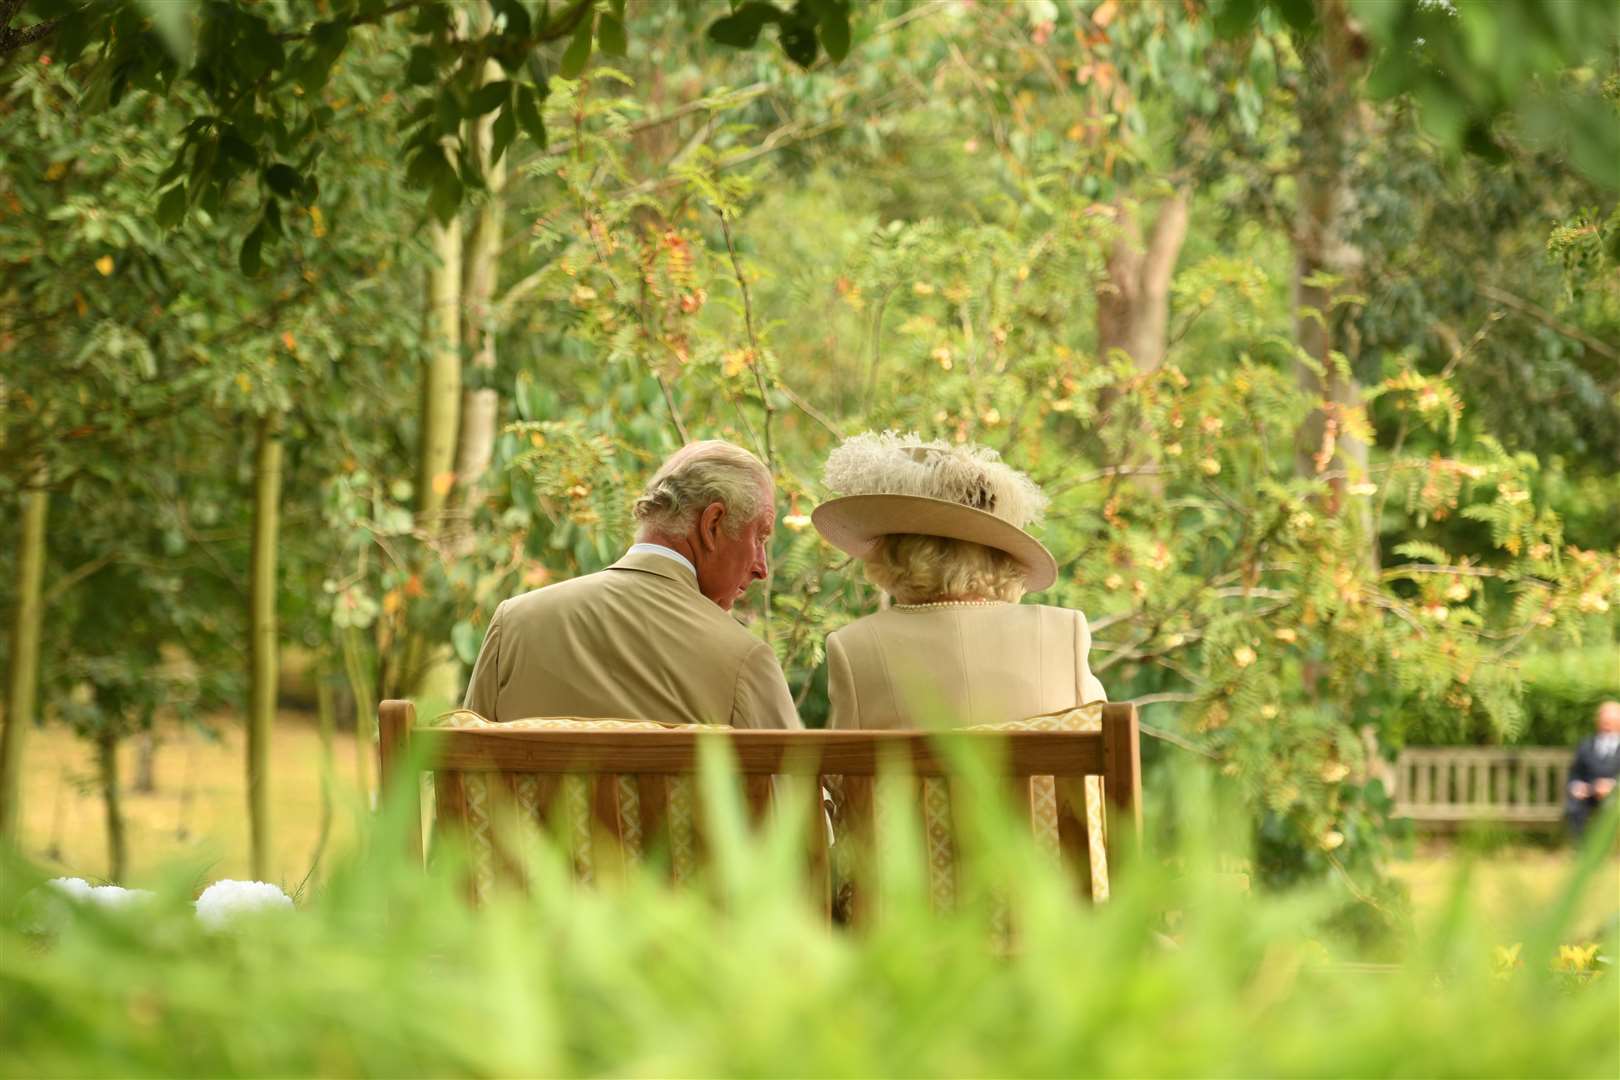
left=89, top=885, right=155, bottom=908
left=195, top=880, right=294, bottom=929
left=47, top=876, right=94, bottom=901
left=48, top=877, right=154, bottom=908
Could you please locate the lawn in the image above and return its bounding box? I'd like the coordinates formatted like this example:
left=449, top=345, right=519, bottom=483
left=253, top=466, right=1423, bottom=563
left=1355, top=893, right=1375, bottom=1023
left=16, top=712, right=363, bottom=889
left=14, top=712, right=1619, bottom=936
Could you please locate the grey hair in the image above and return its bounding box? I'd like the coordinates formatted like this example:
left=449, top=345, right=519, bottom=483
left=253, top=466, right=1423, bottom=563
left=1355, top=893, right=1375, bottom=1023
left=633, top=440, right=772, bottom=538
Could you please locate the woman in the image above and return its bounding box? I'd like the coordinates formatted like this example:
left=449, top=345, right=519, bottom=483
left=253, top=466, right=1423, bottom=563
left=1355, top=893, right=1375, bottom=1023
left=814, top=431, right=1106, bottom=730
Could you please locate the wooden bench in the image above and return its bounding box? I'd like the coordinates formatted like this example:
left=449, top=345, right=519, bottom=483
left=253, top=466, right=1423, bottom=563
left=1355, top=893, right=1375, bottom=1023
left=377, top=700, right=1142, bottom=918
left=1391, top=747, right=1570, bottom=829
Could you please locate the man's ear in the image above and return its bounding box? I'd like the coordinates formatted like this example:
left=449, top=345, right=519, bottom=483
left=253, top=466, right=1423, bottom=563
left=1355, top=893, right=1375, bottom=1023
left=695, top=501, right=726, bottom=552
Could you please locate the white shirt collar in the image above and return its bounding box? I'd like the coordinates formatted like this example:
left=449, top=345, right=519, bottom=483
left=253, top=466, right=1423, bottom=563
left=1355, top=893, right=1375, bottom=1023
left=1598, top=733, right=1619, bottom=756
left=626, top=542, right=696, bottom=580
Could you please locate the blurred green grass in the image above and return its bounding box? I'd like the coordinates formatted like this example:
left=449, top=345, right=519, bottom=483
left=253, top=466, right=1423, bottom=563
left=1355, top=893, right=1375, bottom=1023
left=2, top=750, right=1616, bottom=1077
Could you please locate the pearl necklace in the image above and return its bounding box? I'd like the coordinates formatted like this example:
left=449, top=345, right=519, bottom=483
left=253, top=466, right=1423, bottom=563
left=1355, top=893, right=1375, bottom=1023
left=892, top=599, right=1009, bottom=611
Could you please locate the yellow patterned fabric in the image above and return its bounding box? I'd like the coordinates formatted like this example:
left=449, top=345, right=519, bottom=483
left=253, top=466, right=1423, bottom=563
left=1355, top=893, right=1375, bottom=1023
left=430, top=713, right=719, bottom=901
left=965, top=705, right=1110, bottom=902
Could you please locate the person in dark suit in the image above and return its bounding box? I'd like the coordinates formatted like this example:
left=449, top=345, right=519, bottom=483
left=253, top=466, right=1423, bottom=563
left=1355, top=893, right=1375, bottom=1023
left=1566, top=700, right=1620, bottom=842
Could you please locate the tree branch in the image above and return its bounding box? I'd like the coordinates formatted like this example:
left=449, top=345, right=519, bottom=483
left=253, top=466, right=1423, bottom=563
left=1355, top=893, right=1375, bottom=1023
left=0, top=13, right=59, bottom=58
left=1479, top=284, right=1620, bottom=365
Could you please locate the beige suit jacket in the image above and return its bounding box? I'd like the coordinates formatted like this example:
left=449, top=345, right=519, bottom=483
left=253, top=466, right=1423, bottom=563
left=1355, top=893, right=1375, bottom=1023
left=463, top=549, right=801, bottom=729
left=825, top=603, right=1107, bottom=730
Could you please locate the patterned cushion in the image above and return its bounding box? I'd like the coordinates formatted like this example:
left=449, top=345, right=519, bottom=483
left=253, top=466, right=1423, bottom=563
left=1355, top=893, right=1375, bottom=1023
left=963, top=704, right=1110, bottom=903
left=431, top=712, right=722, bottom=902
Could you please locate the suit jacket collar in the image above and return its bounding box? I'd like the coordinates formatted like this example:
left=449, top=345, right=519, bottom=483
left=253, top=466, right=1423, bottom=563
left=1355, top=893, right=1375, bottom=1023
left=610, top=547, right=702, bottom=592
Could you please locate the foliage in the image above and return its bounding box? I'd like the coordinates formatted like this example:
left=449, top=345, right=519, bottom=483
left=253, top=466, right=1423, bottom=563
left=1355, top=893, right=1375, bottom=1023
left=6, top=0, right=852, bottom=266
left=1515, top=645, right=1620, bottom=748
left=0, top=762, right=1615, bottom=1077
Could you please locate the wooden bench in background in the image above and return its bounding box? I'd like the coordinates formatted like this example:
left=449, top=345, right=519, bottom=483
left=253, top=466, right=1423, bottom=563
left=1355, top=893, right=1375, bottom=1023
left=377, top=700, right=1142, bottom=918
left=1391, top=746, right=1570, bottom=829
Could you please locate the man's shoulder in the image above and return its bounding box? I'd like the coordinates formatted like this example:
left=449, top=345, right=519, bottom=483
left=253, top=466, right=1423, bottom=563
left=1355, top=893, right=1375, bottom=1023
left=496, top=568, right=616, bottom=618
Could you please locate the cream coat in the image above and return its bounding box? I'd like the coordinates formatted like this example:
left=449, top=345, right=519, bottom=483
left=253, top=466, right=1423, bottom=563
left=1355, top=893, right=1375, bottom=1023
left=463, top=549, right=801, bottom=729
left=825, top=602, right=1106, bottom=729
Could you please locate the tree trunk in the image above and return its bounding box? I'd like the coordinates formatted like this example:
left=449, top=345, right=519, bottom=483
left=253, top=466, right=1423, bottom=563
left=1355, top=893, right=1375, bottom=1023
left=1, top=476, right=48, bottom=841
left=97, top=730, right=126, bottom=883
left=1292, top=0, right=1373, bottom=549
left=418, top=216, right=464, bottom=528
left=342, top=626, right=376, bottom=801
left=306, top=656, right=337, bottom=883
left=452, top=56, right=509, bottom=544
left=247, top=411, right=283, bottom=881
left=1096, top=188, right=1191, bottom=375
left=133, top=730, right=158, bottom=794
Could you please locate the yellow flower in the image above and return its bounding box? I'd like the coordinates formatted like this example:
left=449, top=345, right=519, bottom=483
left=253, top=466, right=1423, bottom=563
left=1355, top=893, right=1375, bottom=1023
left=95, top=255, right=114, bottom=276
left=1233, top=644, right=1257, bottom=669
left=1577, top=592, right=1611, bottom=614
left=1556, top=944, right=1601, bottom=973
left=1274, top=627, right=1298, bottom=643
left=912, top=281, right=936, bottom=296
left=1103, top=573, right=1125, bottom=591
left=1320, top=761, right=1350, bottom=783
left=931, top=345, right=953, bottom=371
left=783, top=513, right=812, bottom=531
left=1492, top=943, right=1523, bottom=971
left=1164, top=441, right=1183, bottom=457
left=1444, top=581, right=1470, bottom=602
left=1348, top=482, right=1377, bottom=496
left=1319, top=829, right=1345, bottom=851
left=1198, top=457, right=1221, bottom=476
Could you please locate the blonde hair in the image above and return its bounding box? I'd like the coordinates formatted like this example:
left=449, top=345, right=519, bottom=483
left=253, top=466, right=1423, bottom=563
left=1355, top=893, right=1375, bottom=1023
left=863, top=533, right=1028, bottom=605
left=633, top=440, right=771, bottom=538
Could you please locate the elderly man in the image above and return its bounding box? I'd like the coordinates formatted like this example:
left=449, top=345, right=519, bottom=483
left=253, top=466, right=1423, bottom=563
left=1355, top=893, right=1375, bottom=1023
left=463, top=440, right=801, bottom=729
left=1566, top=699, right=1620, bottom=842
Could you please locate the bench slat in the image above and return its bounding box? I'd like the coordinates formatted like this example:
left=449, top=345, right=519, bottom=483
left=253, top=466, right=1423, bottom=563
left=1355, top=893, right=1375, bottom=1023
left=426, top=728, right=1108, bottom=777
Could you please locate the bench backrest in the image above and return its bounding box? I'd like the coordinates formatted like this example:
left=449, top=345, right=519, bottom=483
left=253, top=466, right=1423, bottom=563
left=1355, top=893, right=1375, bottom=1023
left=1392, top=747, right=1570, bottom=825
left=377, top=701, right=1142, bottom=917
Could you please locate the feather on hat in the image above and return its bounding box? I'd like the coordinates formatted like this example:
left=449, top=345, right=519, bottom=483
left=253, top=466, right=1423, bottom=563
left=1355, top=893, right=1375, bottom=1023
left=812, top=432, right=1057, bottom=591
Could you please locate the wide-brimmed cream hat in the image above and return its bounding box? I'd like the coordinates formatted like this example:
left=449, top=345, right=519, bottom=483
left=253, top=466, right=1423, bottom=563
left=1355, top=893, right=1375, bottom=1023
left=811, top=432, right=1058, bottom=592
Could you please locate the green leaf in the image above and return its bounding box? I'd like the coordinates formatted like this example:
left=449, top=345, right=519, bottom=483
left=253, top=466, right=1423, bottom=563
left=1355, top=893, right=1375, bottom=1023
left=469, top=79, right=512, bottom=116
left=262, top=198, right=283, bottom=238
left=516, top=84, right=547, bottom=145
left=778, top=16, right=819, bottom=68
left=239, top=224, right=264, bottom=276
left=560, top=13, right=594, bottom=78
left=265, top=163, right=301, bottom=198
left=406, top=145, right=450, bottom=189
left=490, top=104, right=518, bottom=165
left=598, top=13, right=628, bottom=57
left=407, top=44, right=438, bottom=85
left=709, top=2, right=780, bottom=49
left=219, top=130, right=258, bottom=169
left=491, top=0, right=530, bottom=39
left=429, top=170, right=463, bottom=225
left=818, top=5, right=850, bottom=62
left=155, top=183, right=188, bottom=229
left=436, top=90, right=463, bottom=134
left=1271, top=0, right=1316, bottom=33
left=396, top=98, right=435, bottom=132
left=451, top=621, right=482, bottom=665
left=1213, top=0, right=1262, bottom=38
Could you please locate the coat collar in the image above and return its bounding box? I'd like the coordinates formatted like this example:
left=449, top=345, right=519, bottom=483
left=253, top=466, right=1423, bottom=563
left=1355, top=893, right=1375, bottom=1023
left=609, top=547, right=702, bottom=592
